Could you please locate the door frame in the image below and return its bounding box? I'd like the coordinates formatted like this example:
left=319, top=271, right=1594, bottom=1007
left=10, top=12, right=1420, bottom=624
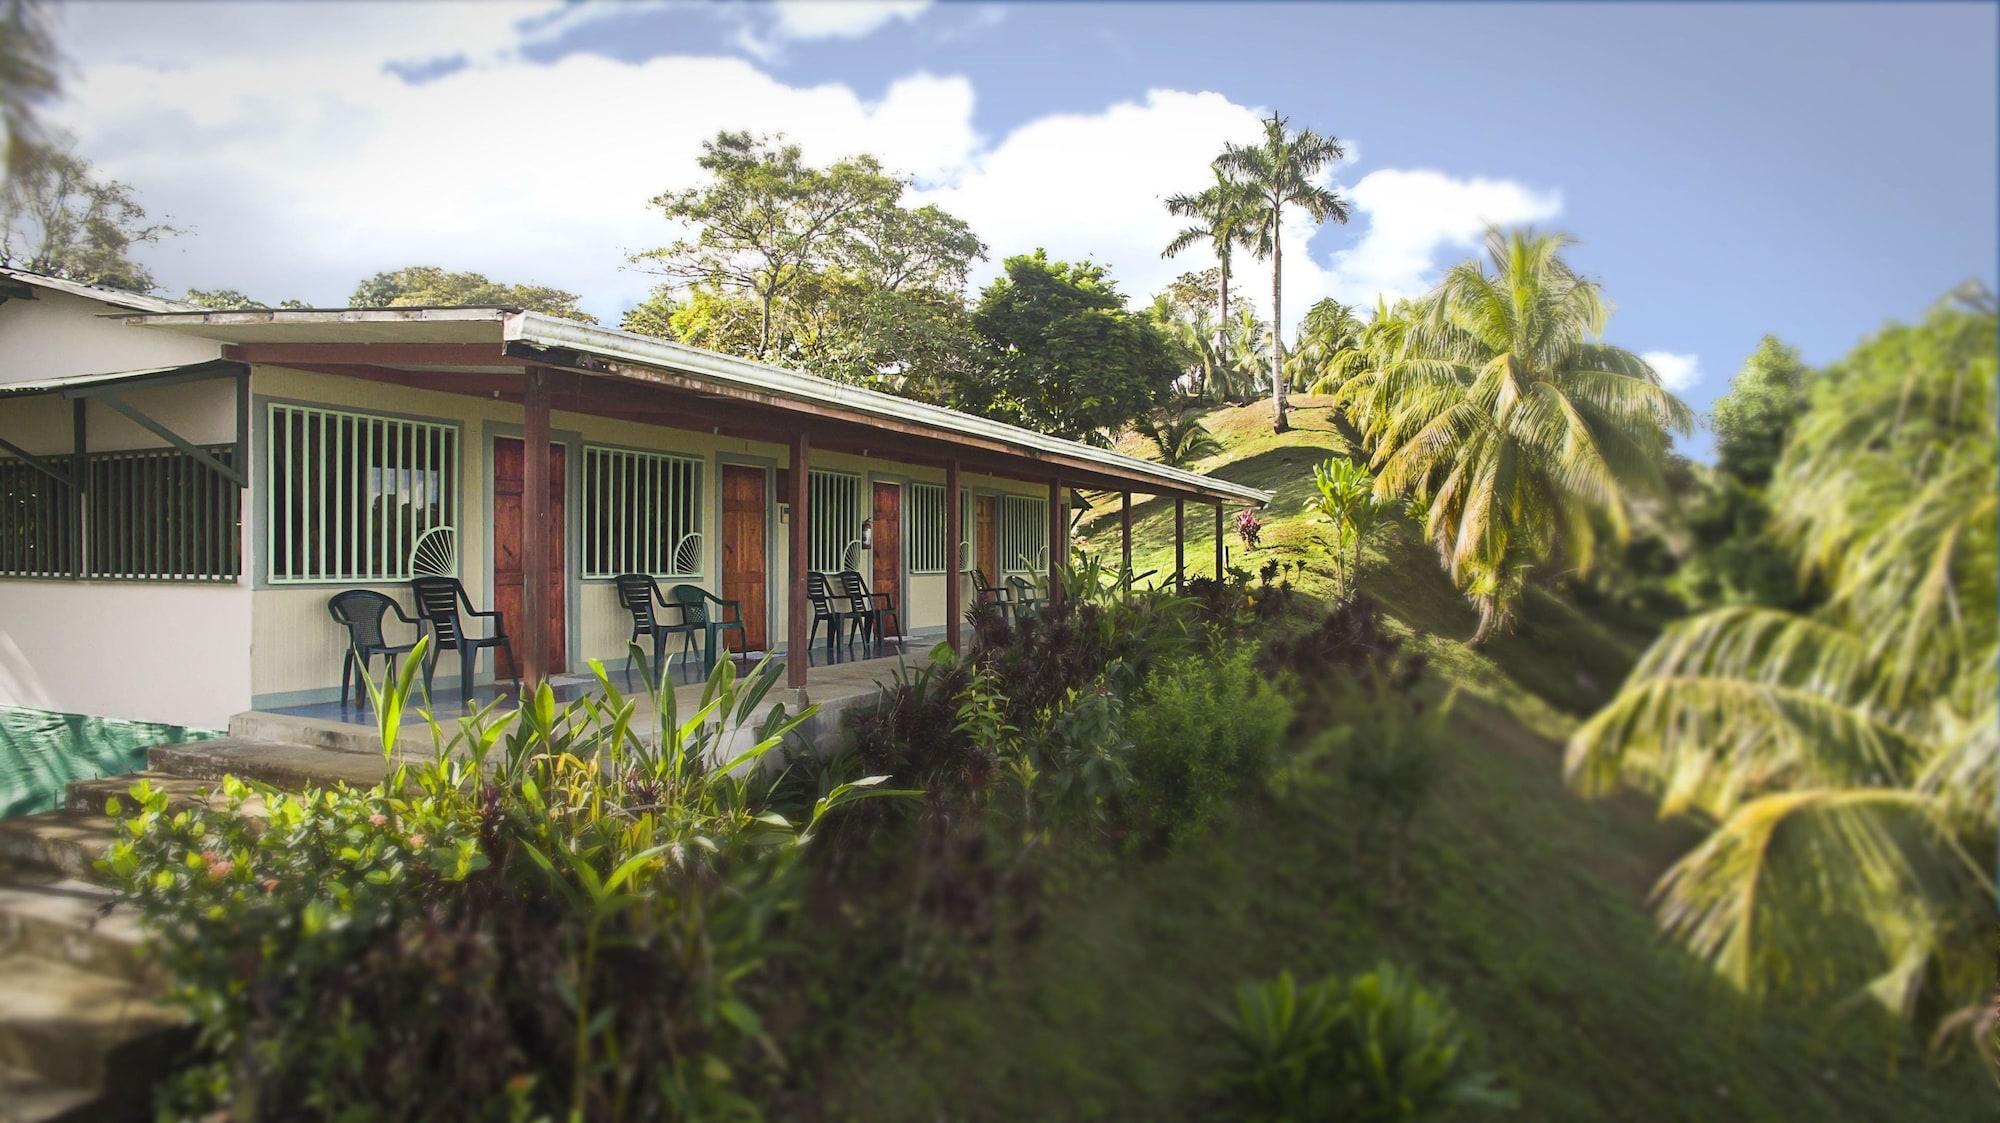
left=968, top=485, right=1006, bottom=582
left=483, top=422, right=582, bottom=681
left=716, top=452, right=777, bottom=656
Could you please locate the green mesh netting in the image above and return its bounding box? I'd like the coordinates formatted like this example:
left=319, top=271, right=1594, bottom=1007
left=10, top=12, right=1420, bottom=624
left=0, top=705, right=222, bottom=820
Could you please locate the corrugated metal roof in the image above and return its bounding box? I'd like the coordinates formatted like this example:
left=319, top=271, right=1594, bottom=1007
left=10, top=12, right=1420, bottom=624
left=0, top=266, right=198, bottom=314
left=0, top=358, right=244, bottom=397
left=110, top=308, right=1274, bottom=505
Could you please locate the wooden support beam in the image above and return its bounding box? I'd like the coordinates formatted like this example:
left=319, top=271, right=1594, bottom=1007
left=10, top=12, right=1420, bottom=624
left=945, top=459, right=962, bottom=654
left=0, top=434, right=72, bottom=488
left=1174, top=498, right=1185, bottom=593
left=71, top=400, right=85, bottom=580
left=1047, top=477, right=1064, bottom=606
left=521, top=368, right=551, bottom=692
left=1120, top=492, right=1132, bottom=583
left=224, top=342, right=521, bottom=367
left=95, top=394, right=245, bottom=487
left=787, top=432, right=811, bottom=689
left=1215, top=503, right=1226, bottom=579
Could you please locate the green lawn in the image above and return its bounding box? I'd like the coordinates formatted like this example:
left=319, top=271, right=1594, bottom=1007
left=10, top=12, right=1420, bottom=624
left=826, top=400, right=1993, bottom=1120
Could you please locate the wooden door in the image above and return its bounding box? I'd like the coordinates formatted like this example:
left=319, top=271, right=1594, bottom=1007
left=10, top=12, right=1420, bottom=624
left=975, top=495, right=997, bottom=584
left=871, top=482, right=901, bottom=632
left=721, top=464, right=768, bottom=652
left=493, top=438, right=567, bottom=676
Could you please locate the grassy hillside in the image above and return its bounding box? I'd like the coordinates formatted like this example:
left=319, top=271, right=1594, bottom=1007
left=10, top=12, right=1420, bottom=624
left=828, top=400, right=1992, bottom=1120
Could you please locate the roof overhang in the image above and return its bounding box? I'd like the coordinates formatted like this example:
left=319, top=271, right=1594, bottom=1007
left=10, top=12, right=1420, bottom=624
left=114, top=308, right=1272, bottom=506
left=0, top=357, right=249, bottom=398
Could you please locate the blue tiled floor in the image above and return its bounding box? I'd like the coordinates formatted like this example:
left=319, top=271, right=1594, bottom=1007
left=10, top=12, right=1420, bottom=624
left=266, top=639, right=918, bottom=726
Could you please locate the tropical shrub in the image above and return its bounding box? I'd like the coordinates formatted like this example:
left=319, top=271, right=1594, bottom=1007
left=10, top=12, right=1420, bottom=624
left=1309, top=456, right=1394, bottom=603
left=1123, top=642, right=1292, bottom=845
left=1259, top=595, right=1424, bottom=723
left=1235, top=507, right=1263, bottom=549
left=1331, top=683, right=1455, bottom=898
left=1214, top=965, right=1515, bottom=1121
left=104, top=651, right=904, bottom=1121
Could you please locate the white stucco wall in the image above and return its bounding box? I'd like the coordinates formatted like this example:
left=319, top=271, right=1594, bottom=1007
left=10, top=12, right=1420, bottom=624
left=0, top=288, right=251, bottom=728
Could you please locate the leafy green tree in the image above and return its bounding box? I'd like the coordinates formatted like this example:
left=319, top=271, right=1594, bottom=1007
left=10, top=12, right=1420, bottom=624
left=968, top=250, right=1181, bottom=443
left=0, top=139, right=181, bottom=291
left=843, top=200, right=984, bottom=293
left=1134, top=407, right=1222, bottom=468
left=1162, top=167, right=1260, bottom=395
left=1712, top=335, right=1811, bottom=487
left=183, top=287, right=308, bottom=310
left=1568, top=289, right=1997, bottom=1034
left=1, top=0, right=57, bottom=183
left=350, top=266, right=596, bottom=323
left=1216, top=114, right=1350, bottom=433
left=1336, top=230, right=1692, bottom=645
left=632, top=131, right=902, bottom=357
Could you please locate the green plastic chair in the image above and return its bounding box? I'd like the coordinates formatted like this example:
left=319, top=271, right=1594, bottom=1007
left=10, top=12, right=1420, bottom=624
left=669, top=585, right=747, bottom=676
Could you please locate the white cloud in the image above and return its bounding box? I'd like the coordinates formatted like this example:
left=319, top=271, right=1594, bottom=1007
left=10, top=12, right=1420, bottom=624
left=772, top=1, right=931, bottom=41
left=1640, top=351, right=1701, bottom=392
left=1321, top=169, right=1562, bottom=307
left=46, top=9, right=1558, bottom=343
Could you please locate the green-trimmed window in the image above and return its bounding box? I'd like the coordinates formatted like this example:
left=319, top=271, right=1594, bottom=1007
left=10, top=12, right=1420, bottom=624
left=907, top=482, right=947, bottom=575
left=808, top=469, right=862, bottom=572
left=1001, top=494, right=1047, bottom=574
left=266, top=404, right=458, bottom=583
left=0, top=457, right=74, bottom=578
left=89, top=446, right=241, bottom=582
left=582, top=445, right=703, bottom=579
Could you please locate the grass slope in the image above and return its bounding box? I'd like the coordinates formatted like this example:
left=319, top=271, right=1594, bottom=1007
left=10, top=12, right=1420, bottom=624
left=831, top=400, right=1991, bottom=1120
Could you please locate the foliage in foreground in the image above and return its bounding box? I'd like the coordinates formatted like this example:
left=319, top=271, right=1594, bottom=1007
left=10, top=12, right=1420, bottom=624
left=103, top=650, right=904, bottom=1121
left=1213, top=964, right=1515, bottom=1121
left=1568, top=289, right=1998, bottom=1038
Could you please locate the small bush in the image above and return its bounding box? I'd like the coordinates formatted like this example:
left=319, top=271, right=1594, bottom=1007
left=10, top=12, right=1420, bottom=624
left=1124, top=642, right=1292, bottom=845
left=1214, top=964, right=1516, bottom=1122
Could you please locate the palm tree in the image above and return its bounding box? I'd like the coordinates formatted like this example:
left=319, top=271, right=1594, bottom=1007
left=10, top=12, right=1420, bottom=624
left=1135, top=407, right=1223, bottom=468
left=1223, top=306, right=1269, bottom=400
left=1336, top=229, right=1692, bottom=645
left=1286, top=298, right=1365, bottom=394
left=1148, top=294, right=1225, bottom=402
left=1566, top=291, right=1997, bottom=1033
left=1163, top=167, right=1260, bottom=392
left=1216, top=114, right=1349, bottom=433
left=1302, top=295, right=1412, bottom=398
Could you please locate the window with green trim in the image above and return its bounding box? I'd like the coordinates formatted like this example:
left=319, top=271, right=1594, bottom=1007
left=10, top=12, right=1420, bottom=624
left=0, top=456, right=74, bottom=578
left=582, top=445, right=703, bottom=578
left=266, top=404, right=458, bottom=583
left=89, top=446, right=241, bottom=582
left=808, top=470, right=862, bottom=572
left=907, top=482, right=948, bottom=574
left=1001, top=494, right=1047, bottom=574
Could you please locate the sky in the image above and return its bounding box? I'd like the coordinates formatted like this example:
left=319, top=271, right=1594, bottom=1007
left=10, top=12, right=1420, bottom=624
left=43, top=0, right=2000, bottom=458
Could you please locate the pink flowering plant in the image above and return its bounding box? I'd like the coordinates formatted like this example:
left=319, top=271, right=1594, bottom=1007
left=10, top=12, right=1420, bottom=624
left=1235, top=508, right=1263, bottom=549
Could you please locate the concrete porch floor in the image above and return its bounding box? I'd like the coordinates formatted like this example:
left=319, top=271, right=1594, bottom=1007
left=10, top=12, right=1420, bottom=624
left=233, top=636, right=943, bottom=763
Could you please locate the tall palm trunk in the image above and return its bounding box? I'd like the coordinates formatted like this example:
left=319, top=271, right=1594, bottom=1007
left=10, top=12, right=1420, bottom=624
left=1215, top=255, right=1231, bottom=401
left=1269, top=212, right=1288, bottom=432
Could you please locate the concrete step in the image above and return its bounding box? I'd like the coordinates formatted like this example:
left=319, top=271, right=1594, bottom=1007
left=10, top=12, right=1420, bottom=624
left=0, top=812, right=119, bottom=883
left=225, top=709, right=387, bottom=757
left=0, top=867, right=149, bottom=986
left=150, top=737, right=390, bottom=790
left=63, top=773, right=220, bottom=817
left=0, top=952, right=186, bottom=1098
left=0, top=1061, right=98, bottom=1123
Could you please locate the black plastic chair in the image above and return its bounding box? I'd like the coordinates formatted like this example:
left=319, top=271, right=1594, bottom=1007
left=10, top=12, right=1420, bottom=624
left=326, top=590, right=421, bottom=707
left=614, top=574, right=697, bottom=687
left=805, top=571, right=864, bottom=663
left=839, top=569, right=903, bottom=654
left=969, top=567, right=1014, bottom=621
left=668, top=585, right=747, bottom=676
left=1006, top=574, right=1043, bottom=618
left=410, top=576, right=519, bottom=702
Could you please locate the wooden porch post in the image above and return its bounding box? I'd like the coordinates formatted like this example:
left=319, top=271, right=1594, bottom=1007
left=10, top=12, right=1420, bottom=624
left=521, top=367, right=551, bottom=691
left=1119, top=491, right=1132, bottom=582
left=1173, top=497, right=1185, bottom=593
left=1215, top=503, right=1226, bottom=578
left=787, top=432, right=811, bottom=689
left=945, top=460, right=963, bottom=653
left=1046, top=477, right=1064, bottom=606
